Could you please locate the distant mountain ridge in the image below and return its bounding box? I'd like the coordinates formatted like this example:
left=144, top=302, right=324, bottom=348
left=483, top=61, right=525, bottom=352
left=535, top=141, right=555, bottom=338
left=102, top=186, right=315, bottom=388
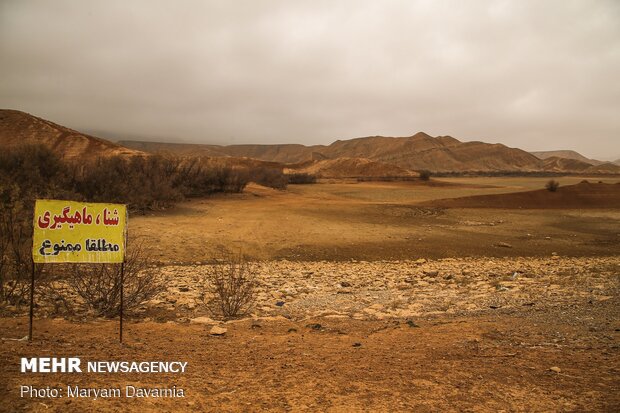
left=1, top=109, right=618, bottom=174
left=120, top=132, right=547, bottom=173
left=531, top=150, right=604, bottom=166
left=0, top=109, right=143, bottom=159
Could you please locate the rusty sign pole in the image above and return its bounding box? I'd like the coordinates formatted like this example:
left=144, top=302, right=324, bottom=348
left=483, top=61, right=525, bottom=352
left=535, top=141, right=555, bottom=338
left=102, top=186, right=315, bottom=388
left=119, top=207, right=128, bottom=344
left=28, top=257, right=36, bottom=341
left=119, top=261, right=125, bottom=344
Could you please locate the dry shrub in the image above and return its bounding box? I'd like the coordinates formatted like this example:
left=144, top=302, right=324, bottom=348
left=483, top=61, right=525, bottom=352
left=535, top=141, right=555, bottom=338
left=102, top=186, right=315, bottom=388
left=201, top=254, right=258, bottom=319
left=545, top=179, right=560, bottom=192
left=251, top=167, right=288, bottom=189
left=0, top=200, right=41, bottom=308
left=286, top=173, right=317, bottom=184
left=419, top=170, right=432, bottom=181
left=0, top=145, right=69, bottom=309
left=65, top=243, right=163, bottom=317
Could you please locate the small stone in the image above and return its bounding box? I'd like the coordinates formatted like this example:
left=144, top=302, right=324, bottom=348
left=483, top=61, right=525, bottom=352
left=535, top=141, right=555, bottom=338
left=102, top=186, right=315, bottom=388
left=549, top=366, right=561, bottom=373
left=340, top=281, right=352, bottom=287
left=406, top=320, right=420, bottom=328
left=496, top=242, right=513, bottom=248
left=415, top=258, right=427, bottom=265
left=423, top=270, right=439, bottom=277
left=275, top=301, right=285, bottom=307
left=190, top=316, right=216, bottom=325
left=306, top=323, right=322, bottom=330
left=352, top=342, right=362, bottom=347
left=178, top=287, right=190, bottom=292
left=210, top=326, right=227, bottom=336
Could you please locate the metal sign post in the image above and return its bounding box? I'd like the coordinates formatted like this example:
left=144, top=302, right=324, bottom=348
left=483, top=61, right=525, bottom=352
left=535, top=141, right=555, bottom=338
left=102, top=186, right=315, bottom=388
left=120, top=261, right=125, bottom=343
left=31, top=200, right=128, bottom=343
left=28, top=258, right=35, bottom=341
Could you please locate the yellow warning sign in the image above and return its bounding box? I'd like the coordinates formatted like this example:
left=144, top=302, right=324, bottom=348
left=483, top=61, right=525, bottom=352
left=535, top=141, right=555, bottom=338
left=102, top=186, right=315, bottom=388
left=32, top=200, right=127, bottom=263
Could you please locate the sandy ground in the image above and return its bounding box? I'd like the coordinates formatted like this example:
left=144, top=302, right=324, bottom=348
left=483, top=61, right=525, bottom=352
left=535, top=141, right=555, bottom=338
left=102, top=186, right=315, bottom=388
left=1, top=301, right=618, bottom=412
left=2, top=256, right=619, bottom=412
left=129, top=177, right=620, bottom=262
left=1, top=177, right=619, bottom=412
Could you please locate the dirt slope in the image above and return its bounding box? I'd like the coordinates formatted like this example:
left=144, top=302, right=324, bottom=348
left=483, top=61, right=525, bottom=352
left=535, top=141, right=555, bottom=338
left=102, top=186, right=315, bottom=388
left=585, top=162, right=620, bottom=174
left=424, top=182, right=620, bottom=209
left=542, top=156, right=593, bottom=172
left=531, top=150, right=604, bottom=165
left=0, top=109, right=143, bottom=159
left=122, top=132, right=545, bottom=172
left=286, top=157, right=417, bottom=178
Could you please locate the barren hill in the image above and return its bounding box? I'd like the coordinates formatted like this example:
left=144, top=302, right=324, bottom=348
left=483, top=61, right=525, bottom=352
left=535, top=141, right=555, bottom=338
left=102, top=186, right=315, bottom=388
left=0, top=109, right=143, bottom=159
left=584, top=162, right=620, bottom=174
left=286, top=157, right=417, bottom=179
left=2, top=110, right=616, bottom=175
left=122, top=132, right=546, bottom=173
left=542, top=156, right=593, bottom=172
left=424, top=182, right=620, bottom=209
left=531, top=150, right=604, bottom=166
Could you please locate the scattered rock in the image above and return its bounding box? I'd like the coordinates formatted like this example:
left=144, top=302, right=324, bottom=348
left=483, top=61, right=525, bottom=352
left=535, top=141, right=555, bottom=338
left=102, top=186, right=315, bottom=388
left=549, top=366, right=561, bottom=373
left=496, top=242, right=513, bottom=248
left=340, top=281, right=352, bottom=287
left=306, top=323, right=322, bottom=330
left=275, top=301, right=285, bottom=307
left=352, top=342, right=362, bottom=347
left=423, top=270, right=439, bottom=277
left=190, top=316, right=217, bottom=325
left=210, top=326, right=227, bottom=336
left=406, top=320, right=420, bottom=328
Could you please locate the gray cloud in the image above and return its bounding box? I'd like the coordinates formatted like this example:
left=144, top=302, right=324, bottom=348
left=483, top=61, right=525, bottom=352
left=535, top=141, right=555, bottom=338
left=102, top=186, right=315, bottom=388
left=1, top=0, right=619, bottom=159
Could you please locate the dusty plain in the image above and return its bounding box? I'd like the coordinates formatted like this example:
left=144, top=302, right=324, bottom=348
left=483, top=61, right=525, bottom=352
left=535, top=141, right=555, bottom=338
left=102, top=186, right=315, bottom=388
left=130, top=176, right=620, bottom=262
left=1, top=176, right=619, bottom=412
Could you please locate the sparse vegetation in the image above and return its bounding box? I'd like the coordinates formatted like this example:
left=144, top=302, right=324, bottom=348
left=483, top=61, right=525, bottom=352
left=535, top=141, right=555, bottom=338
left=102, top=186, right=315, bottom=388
left=286, top=173, right=317, bottom=184
left=200, top=253, right=258, bottom=319
left=545, top=179, right=560, bottom=192
left=65, top=242, right=162, bottom=317
left=0, top=145, right=69, bottom=309
left=0, top=144, right=290, bottom=214
left=355, top=176, right=417, bottom=182
left=251, top=167, right=288, bottom=189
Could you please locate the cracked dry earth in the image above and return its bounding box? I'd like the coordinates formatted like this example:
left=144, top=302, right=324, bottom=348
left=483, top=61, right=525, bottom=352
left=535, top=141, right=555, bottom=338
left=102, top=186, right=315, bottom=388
left=1, top=256, right=619, bottom=412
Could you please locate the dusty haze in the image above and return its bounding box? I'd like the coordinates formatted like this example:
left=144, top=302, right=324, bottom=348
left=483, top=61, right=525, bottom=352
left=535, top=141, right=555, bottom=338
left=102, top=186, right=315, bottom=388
left=0, top=0, right=619, bottom=159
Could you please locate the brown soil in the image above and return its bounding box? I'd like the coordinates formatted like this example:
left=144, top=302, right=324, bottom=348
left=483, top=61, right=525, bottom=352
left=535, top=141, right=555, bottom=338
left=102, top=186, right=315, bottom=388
left=129, top=179, right=620, bottom=263
left=1, top=299, right=619, bottom=412
left=423, top=182, right=620, bottom=209
left=2, top=177, right=619, bottom=412
left=0, top=110, right=143, bottom=160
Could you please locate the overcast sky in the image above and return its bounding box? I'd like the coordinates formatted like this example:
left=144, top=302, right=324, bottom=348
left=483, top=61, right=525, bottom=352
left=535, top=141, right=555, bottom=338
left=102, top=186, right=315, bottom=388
left=1, top=0, right=619, bottom=159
